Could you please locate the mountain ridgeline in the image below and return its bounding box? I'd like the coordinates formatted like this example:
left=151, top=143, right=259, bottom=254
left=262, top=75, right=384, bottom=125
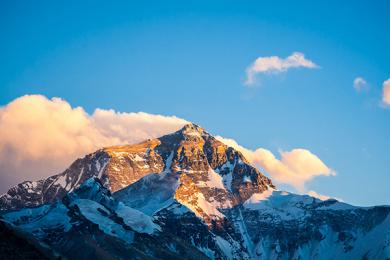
left=0, top=124, right=389, bottom=259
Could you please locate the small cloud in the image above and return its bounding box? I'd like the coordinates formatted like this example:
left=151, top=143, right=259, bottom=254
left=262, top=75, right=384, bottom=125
left=353, top=77, right=368, bottom=91
left=245, top=52, right=318, bottom=86
left=215, top=136, right=335, bottom=191
left=382, top=78, right=390, bottom=106
left=306, top=190, right=331, bottom=201
left=307, top=190, right=343, bottom=202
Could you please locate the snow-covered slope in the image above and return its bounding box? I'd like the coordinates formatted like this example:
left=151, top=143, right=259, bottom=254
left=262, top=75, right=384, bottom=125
left=0, top=124, right=389, bottom=259
left=1, top=178, right=209, bottom=259
left=236, top=190, right=390, bottom=259
left=114, top=171, right=390, bottom=259
left=0, top=151, right=110, bottom=210
left=0, top=123, right=273, bottom=212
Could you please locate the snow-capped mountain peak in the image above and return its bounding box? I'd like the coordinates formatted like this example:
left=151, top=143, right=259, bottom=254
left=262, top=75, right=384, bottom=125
left=0, top=123, right=273, bottom=221
left=1, top=124, right=389, bottom=259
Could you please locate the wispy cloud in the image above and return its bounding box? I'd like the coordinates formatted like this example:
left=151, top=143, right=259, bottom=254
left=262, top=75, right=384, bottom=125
left=245, top=52, right=318, bottom=85
left=215, top=136, right=335, bottom=191
left=382, top=78, right=390, bottom=106
left=353, top=77, right=368, bottom=91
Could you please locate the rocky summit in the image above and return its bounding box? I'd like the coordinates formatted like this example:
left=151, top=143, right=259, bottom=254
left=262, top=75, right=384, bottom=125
left=0, top=124, right=389, bottom=259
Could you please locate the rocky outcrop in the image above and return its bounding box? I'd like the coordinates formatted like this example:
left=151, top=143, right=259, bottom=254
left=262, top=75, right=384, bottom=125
left=2, top=177, right=389, bottom=259
left=0, top=220, right=50, bottom=260
left=114, top=123, right=274, bottom=223
left=0, top=123, right=273, bottom=212
left=1, top=178, right=210, bottom=259
left=1, top=123, right=389, bottom=259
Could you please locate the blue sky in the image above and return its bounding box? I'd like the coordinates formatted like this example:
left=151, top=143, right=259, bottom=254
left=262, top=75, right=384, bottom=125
left=0, top=1, right=389, bottom=206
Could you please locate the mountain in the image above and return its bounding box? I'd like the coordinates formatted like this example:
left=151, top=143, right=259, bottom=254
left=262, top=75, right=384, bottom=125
left=0, top=123, right=273, bottom=213
left=1, top=178, right=208, bottom=259
left=0, top=123, right=274, bottom=258
left=0, top=124, right=389, bottom=259
left=0, top=219, right=51, bottom=259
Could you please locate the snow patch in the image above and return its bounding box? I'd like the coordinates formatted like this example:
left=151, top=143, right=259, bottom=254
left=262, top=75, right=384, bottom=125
left=116, top=202, right=160, bottom=234
left=184, top=130, right=201, bottom=137
left=222, top=172, right=233, bottom=192
left=164, top=151, right=174, bottom=171
left=244, top=189, right=274, bottom=206
left=55, top=174, right=68, bottom=189
left=215, top=236, right=233, bottom=259
left=97, top=160, right=109, bottom=179
left=183, top=191, right=225, bottom=219
left=112, top=165, right=120, bottom=172
left=218, top=160, right=234, bottom=191
left=243, top=175, right=252, bottom=183
left=69, top=167, right=84, bottom=192
left=198, top=168, right=226, bottom=190
left=3, top=204, right=72, bottom=235
left=115, top=172, right=179, bottom=216
left=132, top=154, right=146, bottom=162
left=244, top=190, right=315, bottom=220
left=72, top=199, right=134, bottom=243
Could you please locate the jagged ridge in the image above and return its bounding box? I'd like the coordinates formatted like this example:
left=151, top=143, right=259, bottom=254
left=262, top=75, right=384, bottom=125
left=0, top=123, right=273, bottom=213
left=0, top=123, right=389, bottom=259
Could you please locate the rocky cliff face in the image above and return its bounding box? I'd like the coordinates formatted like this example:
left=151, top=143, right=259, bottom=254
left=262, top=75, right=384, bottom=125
left=0, top=124, right=389, bottom=259
left=0, top=220, right=50, bottom=259
left=2, top=176, right=389, bottom=259
left=1, top=178, right=209, bottom=260
left=0, top=123, right=273, bottom=215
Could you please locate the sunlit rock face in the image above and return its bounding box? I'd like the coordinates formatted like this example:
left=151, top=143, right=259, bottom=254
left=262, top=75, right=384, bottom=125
left=0, top=123, right=273, bottom=215
left=1, top=124, right=389, bottom=259
left=0, top=151, right=110, bottom=210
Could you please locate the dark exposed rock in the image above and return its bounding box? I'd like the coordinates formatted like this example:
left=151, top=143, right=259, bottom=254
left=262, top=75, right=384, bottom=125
left=1, top=123, right=273, bottom=213
left=0, top=124, right=389, bottom=259
left=0, top=220, right=50, bottom=259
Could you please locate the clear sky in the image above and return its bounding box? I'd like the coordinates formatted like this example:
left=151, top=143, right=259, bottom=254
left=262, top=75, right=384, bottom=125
left=0, top=1, right=389, bottom=206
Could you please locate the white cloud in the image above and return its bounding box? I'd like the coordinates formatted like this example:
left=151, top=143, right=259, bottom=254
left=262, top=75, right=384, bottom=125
left=245, top=52, right=318, bottom=85
left=215, top=136, right=335, bottom=191
left=307, top=190, right=343, bottom=202
left=306, top=190, right=331, bottom=201
left=382, top=78, right=390, bottom=106
left=0, top=94, right=335, bottom=194
left=353, top=77, right=368, bottom=91
left=0, top=95, right=188, bottom=192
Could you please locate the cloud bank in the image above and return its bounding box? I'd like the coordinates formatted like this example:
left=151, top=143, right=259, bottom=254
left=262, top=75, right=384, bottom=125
left=0, top=95, right=335, bottom=195
left=0, top=95, right=188, bottom=191
left=382, top=78, right=390, bottom=106
left=353, top=77, right=368, bottom=91
left=215, top=136, right=335, bottom=191
left=245, top=52, right=318, bottom=85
